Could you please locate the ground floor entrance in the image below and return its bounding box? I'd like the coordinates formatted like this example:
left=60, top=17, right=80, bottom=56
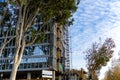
left=0, top=70, right=53, bottom=80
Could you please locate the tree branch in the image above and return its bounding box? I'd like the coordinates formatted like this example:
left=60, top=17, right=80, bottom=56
left=17, top=37, right=25, bottom=64
left=0, top=36, right=16, bottom=56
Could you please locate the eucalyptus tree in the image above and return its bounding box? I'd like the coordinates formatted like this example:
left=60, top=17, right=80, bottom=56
left=0, top=0, right=79, bottom=80
left=84, top=38, right=115, bottom=80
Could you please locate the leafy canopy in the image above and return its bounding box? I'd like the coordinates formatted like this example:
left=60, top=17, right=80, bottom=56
left=84, top=38, right=115, bottom=74
left=8, top=0, right=78, bottom=25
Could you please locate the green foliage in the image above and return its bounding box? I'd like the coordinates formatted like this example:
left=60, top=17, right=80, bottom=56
left=8, top=0, right=78, bottom=25
left=36, top=0, right=77, bottom=25
left=84, top=38, right=115, bottom=79
left=34, top=32, right=46, bottom=44
left=0, top=0, right=78, bottom=58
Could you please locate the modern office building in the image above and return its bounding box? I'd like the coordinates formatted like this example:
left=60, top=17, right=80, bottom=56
left=0, top=1, right=71, bottom=80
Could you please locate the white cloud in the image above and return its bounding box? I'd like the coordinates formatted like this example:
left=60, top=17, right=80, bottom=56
left=71, top=0, right=120, bottom=80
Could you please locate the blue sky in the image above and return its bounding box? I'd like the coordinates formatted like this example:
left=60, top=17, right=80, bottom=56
left=70, top=0, right=120, bottom=79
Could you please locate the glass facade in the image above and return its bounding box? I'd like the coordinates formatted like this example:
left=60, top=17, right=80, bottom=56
left=0, top=23, right=69, bottom=80
left=0, top=22, right=57, bottom=72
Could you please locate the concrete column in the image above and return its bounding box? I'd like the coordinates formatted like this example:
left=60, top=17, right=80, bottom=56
left=27, top=72, right=31, bottom=80
left=52, top=71, right=55, bottom=80
left=59, top=76, right=62, bottom=80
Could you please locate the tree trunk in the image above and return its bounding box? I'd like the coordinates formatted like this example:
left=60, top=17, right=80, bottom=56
left=9, top=39, right=25, bottom=80
left=10, top=63, right=19, bottom=80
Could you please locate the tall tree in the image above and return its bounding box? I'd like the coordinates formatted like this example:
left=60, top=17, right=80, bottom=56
left=84, top=38, right=115, bottom=80
left=103, top=59, right=120, bottom=80
left=0, top=0, right=79, bottom=80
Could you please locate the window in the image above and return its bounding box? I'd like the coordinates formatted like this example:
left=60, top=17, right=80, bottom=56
left=0, top=0, right=6, bottom=2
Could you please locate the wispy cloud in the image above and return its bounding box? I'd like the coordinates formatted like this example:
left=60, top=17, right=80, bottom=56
left=71, top=0, right=120, bottom=79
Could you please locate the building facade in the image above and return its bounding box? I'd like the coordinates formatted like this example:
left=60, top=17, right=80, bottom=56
left=0, top=1, right=70, bottom=79
left=0, top=24, right=70, bottom=80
